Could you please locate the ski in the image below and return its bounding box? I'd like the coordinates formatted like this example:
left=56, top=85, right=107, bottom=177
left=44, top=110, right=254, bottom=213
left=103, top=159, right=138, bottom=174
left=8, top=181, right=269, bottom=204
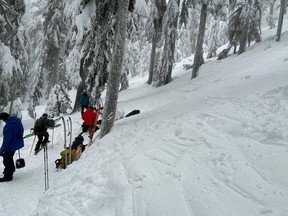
left=29, top=112, right=37, bottom=155
left=61, top=117, right=68, bottom=168
left=68, top=117, right=72, bottom=164
left=23, top=133, right=35, bottom=139
left=25, top=124, right=61, bottom=139
left=49, top=123, right=61, bottom=129
left=43, top=142, right=49, bottom=191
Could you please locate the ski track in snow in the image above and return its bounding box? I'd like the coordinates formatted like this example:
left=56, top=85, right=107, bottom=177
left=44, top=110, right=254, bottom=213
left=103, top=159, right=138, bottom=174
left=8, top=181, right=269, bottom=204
left=2, top=82, right=288, bottom=216
left=112, top=85, right=288, bottom=215
left=1, top=31, right=288, bottom=216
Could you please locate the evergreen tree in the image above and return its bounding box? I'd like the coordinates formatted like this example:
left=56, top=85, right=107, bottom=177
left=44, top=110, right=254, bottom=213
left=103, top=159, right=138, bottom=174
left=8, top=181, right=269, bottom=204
left=0, top=0, right=26, bottom=110
left=100, top=0, right=130, bottom=138
left=191, top=1, right=209, bottom=79
left=219, top=0, right=261, bottom=58
left=206, top=3, right=228, bottom=59
left=268, top=0, right=276, bottom=29
left=119, top=70, right=129, bottom=91
left=179, top=0, right=189, bottom=28
left=147, top=0, right=167, bottom=85
left=24, top=0, right=46, bottom=114
left=153, top=0, right=180, bottom=87
left=42, top=0, right=66, bottom=97
left=177, top=2, right=199, bottom=59
left=45, top=84, right=72, bottom=117
left=27, top=85, right=42, bottom=119
left=236, top=0, right=261, bottom=54
left=275, top=0, right=286, bottom=42
left=71, top=0, right=116, bottom=111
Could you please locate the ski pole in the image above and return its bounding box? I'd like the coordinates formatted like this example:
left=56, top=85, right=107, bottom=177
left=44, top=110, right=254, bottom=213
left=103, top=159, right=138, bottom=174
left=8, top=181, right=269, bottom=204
left=51, top=128, right=54, bottom=148
left=43, top=144, right=49, bottom=191
left=30, top=113, right=37, bottom=155
left=68, top=117, right=72, bottom=165
left=67, top=119, right=70, bottom=136
left=29, top=134, right=37, bottom=156
left=44, top=145, right=47, bottom=191
left=61, top=117, right=68, bottom=168
left=46, top=144, right=49, bottom=190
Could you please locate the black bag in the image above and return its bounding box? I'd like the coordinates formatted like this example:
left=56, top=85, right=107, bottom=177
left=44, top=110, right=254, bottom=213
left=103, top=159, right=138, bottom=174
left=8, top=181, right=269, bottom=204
left=71, top=134, right=84, bottom=150
left=125, top=109, right=140, bottom=117
left=48, top=119, right=55, bottom=128
left=15, top=150, right=25, bottom=169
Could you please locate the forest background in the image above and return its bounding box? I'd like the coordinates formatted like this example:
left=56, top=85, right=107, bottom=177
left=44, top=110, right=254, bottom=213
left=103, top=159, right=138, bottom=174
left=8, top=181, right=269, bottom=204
left=0, top=0, right=287, bottom=136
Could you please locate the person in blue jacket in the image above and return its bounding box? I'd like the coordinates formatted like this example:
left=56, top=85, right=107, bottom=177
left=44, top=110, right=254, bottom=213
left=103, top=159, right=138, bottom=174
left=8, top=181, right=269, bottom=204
left=0, top=112, right=24, bottom=182
left=80, top=90, right=90, bottom=117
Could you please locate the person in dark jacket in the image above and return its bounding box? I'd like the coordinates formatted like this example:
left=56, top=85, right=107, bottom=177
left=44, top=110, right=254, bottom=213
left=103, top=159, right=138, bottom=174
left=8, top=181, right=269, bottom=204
left=80, top=91, right=89, bottom=117
left=33, top=113, right=51, bottom=155
left=0, top=112, right=24, bottom=182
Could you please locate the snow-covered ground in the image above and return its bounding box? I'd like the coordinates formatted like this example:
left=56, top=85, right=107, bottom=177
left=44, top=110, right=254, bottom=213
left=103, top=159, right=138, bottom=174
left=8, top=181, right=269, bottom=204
left=1, top=25, right=288, bottom=215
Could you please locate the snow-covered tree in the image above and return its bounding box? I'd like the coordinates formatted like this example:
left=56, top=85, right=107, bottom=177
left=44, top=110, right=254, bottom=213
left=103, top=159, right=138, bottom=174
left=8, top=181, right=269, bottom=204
left=69, top=0, right=115, bottom=111
left=45, top=84, right=72, bottom=117
left=23, top=0, right=46, bottom=116
left=177, top=2, right=199, bottom=58
left=205, top=3, right=228, bottom=59
left=0, top=0, right=27, bottom=110
left=8, top=98, right=22, bottom=118
left=267, top=0, right=277, bottom=29
left=146, top=0, right=166, bottom=85
left=218, top=0, right=261, bottom=59
left=42, top=0, right=67, bottom=97
left=121, top=0, right=148, bottom=88
left=153, top=0, right=180, bottom=87
left=191, top=1, right=209, bottom=79
left=100, top=0, right=130, bottom=138
left=229, top=0, right=261, bottom=54
left=275, top=0, right=286, bottom=42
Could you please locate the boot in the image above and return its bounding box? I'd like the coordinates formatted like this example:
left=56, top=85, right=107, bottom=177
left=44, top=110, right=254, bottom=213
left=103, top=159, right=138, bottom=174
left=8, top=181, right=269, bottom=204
left=0, top=177, right=13, bottom=182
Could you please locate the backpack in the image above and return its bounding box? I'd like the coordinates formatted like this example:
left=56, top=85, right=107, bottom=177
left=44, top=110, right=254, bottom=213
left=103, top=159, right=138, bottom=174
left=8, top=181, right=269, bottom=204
left=55, top=145, right=86, bottom=169
left=125, top=109, right=140, bottom=118
left=47, top=119, right=55, bottom=128
left=71, top=134, right=84, bottom=150
left=34, top=118, right=44, bottom=133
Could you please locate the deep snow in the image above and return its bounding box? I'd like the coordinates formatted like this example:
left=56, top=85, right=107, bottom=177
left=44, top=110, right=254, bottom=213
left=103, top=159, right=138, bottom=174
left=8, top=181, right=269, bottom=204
left=0, top=26, right=288, bottom=216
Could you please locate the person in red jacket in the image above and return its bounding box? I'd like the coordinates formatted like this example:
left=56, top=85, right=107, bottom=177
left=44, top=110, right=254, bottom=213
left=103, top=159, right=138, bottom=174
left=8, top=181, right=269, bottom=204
left=88, top=107, right=103, bottom=145
left=82, top=107, right=97, bottom=135
left=91, top=107, right=103, bottom=133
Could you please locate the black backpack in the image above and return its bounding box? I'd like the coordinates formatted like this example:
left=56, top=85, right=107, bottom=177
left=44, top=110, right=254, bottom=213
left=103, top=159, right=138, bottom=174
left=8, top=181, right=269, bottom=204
left=34, top=118, right=44, bottom=132
left=125, top=109, right=140, bottom=117
left=71, top=134, right=84, bottom=150
left=47, top=119, right=55, bottom=128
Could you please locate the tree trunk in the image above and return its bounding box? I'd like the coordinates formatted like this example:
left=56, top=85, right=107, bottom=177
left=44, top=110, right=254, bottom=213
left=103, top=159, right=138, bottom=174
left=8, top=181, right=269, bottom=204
left=268, top=0, right=276, bottom=29
left=276, top=0, right=286, bottom=42
left=238, top=18, right=249, bottom=54
left=147, top=33, right=157, bottom=84
left=73, top=54, right=89, bottom=112
left=100, top=0, right=130, bottom=138
left=153, top=0, right=180, bottom=87
left=165, top=0, right=180, bottom=84
left=191, top=3, right=207, bottom=79
left=120, top=70, right=129, bottom=91
left=147, top=0, right=166, bottom=85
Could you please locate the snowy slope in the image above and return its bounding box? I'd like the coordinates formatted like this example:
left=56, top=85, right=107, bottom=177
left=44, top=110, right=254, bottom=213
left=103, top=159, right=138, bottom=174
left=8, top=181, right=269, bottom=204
left=0, top=27, right=288, bottom=216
